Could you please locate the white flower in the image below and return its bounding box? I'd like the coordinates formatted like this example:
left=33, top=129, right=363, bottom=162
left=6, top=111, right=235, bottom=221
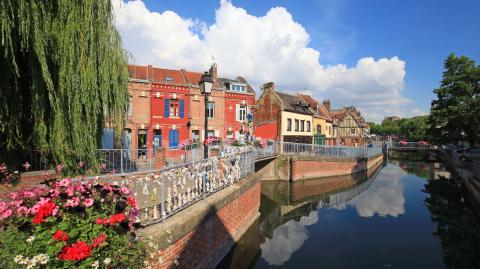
left=91, top=260, right=99, bottom=269
left=148, top=242, right=154, bottom=247
left=35, top=254, right=49, bottom=265
left=26, top=236, right=35, bottom=243
left=103, top=257, right=112, bottom=265
left=14, top=255, right=24, bottom=263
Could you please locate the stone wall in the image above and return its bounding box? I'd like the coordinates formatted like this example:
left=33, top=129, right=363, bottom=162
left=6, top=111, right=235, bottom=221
left=139, top=172, right=261, bottom=269
left=291, top=153, right=384, bottom=181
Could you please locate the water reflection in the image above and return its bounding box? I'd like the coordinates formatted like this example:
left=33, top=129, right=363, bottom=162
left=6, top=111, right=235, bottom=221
left=334, top=163, right=406, bottom=218
left=219, top=160, right=480, bottom=269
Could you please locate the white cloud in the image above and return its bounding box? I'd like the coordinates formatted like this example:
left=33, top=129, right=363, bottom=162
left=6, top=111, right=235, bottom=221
left=331, top=163, right=406, bottom=218
left=112, top=0, right=423, bottom=122
left=260, top=211, right=318, bottom=266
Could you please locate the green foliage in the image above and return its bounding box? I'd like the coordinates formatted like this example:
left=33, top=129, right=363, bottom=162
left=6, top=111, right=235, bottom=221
left=370, top=116, right=429, bottom=141
left=0, top=0, right=129, bottom=172
left=429, top=53, right=480, bottom=145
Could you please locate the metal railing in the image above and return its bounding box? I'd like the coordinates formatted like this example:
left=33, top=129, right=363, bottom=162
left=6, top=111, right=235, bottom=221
left=388, top=142, right=433, bottom=149
left=97, top=149, right=155, bottom=174
left=120, top=149, right=256, bottom=225
left=281, top=142, right=381, bottom=158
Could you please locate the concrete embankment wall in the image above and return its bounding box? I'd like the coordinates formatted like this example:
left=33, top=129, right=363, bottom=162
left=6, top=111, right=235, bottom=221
left=138, top=172, right=261, bottom=269
left=291, top=153, right=384, bottom=181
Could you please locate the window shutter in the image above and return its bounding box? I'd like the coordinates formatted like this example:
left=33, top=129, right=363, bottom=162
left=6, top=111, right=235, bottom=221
left=168, top=129, right=172, bottom=147
left=179, top=100, right=185, bottom=118
left=173, top=130, right=179, bottom=147
left=236, top=104, right=240, bottom=121
left=164, top=99, right=170, bottom=117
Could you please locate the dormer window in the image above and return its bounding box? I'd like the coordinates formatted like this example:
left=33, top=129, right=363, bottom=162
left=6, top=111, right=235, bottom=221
left=230, top=83, right=247, bottom=92
left=164, top=76, right=173, bottom=82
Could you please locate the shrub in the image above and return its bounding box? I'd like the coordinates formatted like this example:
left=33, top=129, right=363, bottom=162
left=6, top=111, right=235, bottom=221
left=0, top=178, right=145, bottom=268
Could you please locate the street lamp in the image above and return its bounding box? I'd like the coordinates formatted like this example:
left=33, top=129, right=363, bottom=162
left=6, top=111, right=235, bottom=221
left=199, top=72, right=214, bottom=159
left=461, top=130, right=466, bottom=150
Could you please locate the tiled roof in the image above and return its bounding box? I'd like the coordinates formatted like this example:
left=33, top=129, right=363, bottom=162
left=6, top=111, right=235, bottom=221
left=128, top=65, right=149, bottom=81
left=180, top=70, right=223, bottom=89
left=276, top=91, right=313, bottom=114
left=152, top=68, right=185, bottom=84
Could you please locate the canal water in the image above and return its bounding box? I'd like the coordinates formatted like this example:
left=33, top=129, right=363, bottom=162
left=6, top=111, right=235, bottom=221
left=218, top=160, right=480, bottom=269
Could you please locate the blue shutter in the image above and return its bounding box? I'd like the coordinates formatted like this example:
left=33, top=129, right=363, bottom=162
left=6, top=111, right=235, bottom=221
left=168, top=129, right=173, bottom=148
left=179, top=100, right=185, bottom=118
left=164, top=99, right=170, bottom=117
left=174, top=130, right=179, bottom=147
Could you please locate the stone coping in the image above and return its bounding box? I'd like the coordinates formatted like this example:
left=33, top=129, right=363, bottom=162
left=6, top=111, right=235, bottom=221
left=291, top=153, right=383, bottom=163
left=138, top=171, right=260, bottom=249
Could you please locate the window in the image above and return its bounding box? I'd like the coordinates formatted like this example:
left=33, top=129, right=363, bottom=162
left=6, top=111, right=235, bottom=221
left=207, top=102, right=215, bottom=118
left=230, top=84, right=247, bottom=92
left=128, top=96, right=133, bottom=116
left=164, top=76, right=173, bottom=81
left=295, top=119, right=299, bottom=131
left=169, top=129, right=179, bottom=147
left=316, top=125, right=321, bottom=134
left=170, top=101, right=179, bottom=117
left=300, top=120, right=305, bottom=132
left=153, top=130, right=162, bottom=148
left=226, top=131, right=234, bottom=139
left=192, top=130, right=200, bottom=143
left=307, top=121, right=311, bottom=132
left=287, top=119, right=292, bottom=131
left=351, top=128, right=356, bottom=135
left=329, top=126, right=331, bottom=135
left=237, top=104, right=247, bottom=121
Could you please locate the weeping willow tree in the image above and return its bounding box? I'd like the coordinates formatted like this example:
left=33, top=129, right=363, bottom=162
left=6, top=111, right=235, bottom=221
left=0, top=0, right=129, bottom=172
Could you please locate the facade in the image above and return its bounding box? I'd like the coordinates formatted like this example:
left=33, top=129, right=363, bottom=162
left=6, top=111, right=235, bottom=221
left=254, top=82, right=314, bottom=144
left=218, top=74, right=256, bottom=140
left=330, top=106, right=367, bottom=146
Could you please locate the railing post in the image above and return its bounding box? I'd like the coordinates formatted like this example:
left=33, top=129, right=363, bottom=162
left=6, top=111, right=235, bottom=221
left=120, top=149, right=124, bottom=173
left=161, top=175, right=165, bottom=221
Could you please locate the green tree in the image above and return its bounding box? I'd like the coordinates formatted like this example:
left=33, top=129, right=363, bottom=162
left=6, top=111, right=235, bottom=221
left=0, top=0, right=129, bottom=172
left=429, top=53, right=480, bottom=145
left=399, top=116, right=429, bottom=141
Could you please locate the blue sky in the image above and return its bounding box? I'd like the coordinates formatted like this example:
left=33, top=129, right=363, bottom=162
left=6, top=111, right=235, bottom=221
left=114, top=0, right=480, bottom=122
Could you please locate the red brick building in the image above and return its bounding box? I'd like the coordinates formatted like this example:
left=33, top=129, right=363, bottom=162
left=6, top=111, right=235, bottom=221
left=218, top=75, right=255, bottom=140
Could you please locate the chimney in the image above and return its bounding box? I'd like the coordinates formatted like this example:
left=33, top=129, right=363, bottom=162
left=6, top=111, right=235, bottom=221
left=323, top=99, right=331, bottom=112
left=209, top=63, right=218, bottom=80
left=262, top=82, right=275, bottom=91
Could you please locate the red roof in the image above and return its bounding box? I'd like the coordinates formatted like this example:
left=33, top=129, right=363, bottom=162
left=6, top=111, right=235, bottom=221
left=152, top=68, right=185, bottom=84
left=128, top=65, right=149, bottom=80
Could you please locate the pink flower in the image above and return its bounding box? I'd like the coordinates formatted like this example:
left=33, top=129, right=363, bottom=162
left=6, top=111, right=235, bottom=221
left=65, top=197, right=80, bottom=208
left=23, top=191, right=35, bottom=198
left=1, top=209, right=12, bottom=220
left=65, top=186, right=75, bottom=197
left=17, top=206, right=29, bottom=216
left=49, top=188, right=60, bottom=198
left=0, top=201, right=8, bottom=212
left=23, top=161, right=31, bottom=171
left=30, top=204, right=41, bottom=214
left=75, top=185, right=86, bottom=193
left=120, top=187, right=130, bottom=195
left=10, top=192, right=18, bottom=200
left=56, top=163, right=64, bottom=173
left=58, top=178, right=71, bottom=187
left=83, top=198, right=94, bottom=207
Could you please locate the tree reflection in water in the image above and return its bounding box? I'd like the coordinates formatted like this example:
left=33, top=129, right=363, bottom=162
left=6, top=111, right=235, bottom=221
left=423, top=176, right=480, bottom=269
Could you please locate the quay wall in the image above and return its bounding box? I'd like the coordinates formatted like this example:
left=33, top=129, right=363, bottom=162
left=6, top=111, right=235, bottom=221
left=138, top=172, right=261, bottom=269
left=291, top=153, right=384, bottom=181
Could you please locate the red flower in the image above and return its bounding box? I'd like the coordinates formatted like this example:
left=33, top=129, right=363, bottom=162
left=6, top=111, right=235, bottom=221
left=95, top=218, right=108, bottom=226
left=32, top=201, right=57, bottom=224
left=58, top=241, right=92, bottom=261
left=127, top=196, right=137, bottom=208
left=91, top=233, right=108, bottom=248
left=52, top=230, right=69, bottom=242
left=108, top=213, right=126, bottom=226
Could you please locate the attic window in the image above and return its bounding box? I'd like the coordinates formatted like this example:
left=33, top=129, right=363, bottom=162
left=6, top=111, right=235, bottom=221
left=164, top=76, right=173, bottom=82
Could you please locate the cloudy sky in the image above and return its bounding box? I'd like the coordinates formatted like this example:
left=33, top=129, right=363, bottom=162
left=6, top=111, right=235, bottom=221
left=112, top=0, right=480, bottom=122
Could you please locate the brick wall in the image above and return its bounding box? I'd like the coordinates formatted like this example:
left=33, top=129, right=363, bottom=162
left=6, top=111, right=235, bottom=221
left=291, top=154, right=384, bottom=181
left=146, top=181, right=261, bottom=269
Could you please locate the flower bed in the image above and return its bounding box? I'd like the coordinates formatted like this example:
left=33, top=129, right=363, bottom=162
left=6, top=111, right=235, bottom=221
left=0, top=178, right=145, bottom=268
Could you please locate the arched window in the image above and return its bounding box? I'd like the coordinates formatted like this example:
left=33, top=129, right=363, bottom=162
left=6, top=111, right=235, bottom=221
left=316, top=124, right=321, bottom=135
